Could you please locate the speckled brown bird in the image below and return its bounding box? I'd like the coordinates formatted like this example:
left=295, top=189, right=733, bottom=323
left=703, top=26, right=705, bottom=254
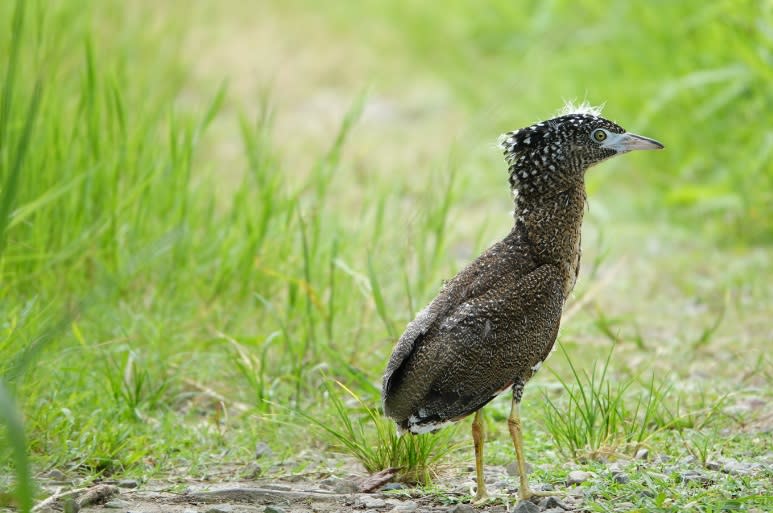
left=381, top=104, right=663, bottom=503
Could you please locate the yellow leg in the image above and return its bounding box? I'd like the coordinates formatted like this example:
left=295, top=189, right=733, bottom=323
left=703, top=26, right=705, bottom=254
left=507, top=399, right=557, bottom=501
left=471, top=409, right=489, bottom=503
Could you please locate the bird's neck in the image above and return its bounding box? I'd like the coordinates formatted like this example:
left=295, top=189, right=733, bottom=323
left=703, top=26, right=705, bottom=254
left=513, top=184, right=587, bottom=297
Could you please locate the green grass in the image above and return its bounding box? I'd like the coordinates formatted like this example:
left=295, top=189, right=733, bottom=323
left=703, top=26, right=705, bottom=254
left=297, top=381, right=459, bottom=485
left=541, top=344, right=727, bottom=460
left=1, top=0, right=771, bottom=511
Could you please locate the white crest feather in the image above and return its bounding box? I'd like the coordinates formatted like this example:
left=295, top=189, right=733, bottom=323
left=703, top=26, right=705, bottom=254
left=497, top=130, right=517, bottom=149
left=557, top=100, right=604, bottom=117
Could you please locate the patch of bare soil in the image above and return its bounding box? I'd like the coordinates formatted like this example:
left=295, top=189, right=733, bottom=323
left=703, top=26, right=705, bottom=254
left=32, top=464, right=587, bottom=513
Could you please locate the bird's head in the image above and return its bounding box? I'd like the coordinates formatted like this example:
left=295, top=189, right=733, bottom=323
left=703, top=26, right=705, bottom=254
left=498, top=104, right=663, bottom=196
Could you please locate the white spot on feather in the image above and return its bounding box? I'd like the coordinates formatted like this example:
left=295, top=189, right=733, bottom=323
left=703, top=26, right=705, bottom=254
left=408, top=419, right=453, bottom=435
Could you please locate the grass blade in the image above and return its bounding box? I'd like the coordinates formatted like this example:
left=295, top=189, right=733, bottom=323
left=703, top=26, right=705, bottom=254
left=0, top=380, right=34, bottom=513
left=0, top=79, right=42, bottom=257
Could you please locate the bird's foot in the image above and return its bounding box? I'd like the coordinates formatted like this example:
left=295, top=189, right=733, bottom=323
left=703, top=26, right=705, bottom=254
left=471, top=488, right=491, bottom=505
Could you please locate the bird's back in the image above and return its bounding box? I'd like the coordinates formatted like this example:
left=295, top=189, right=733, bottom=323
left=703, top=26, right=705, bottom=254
left=382, top=226, right=566, bottom=433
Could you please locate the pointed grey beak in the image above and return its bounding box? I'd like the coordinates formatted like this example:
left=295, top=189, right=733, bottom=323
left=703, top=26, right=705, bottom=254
left=602, top=132, right=664, bottom=153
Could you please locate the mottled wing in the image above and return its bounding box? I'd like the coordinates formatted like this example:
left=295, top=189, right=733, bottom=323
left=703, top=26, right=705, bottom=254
left=383, top=263, right=564, bottom=432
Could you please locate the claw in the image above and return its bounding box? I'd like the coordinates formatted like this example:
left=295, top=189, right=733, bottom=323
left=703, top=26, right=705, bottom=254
left=471, top=491, right=491, bottom=505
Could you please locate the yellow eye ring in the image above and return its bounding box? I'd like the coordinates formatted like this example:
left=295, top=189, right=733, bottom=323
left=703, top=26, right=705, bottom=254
left=592, top=129, right=607, bottom=142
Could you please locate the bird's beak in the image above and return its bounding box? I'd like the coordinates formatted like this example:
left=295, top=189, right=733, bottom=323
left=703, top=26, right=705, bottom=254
left=602, top=132, right=664, bottom=153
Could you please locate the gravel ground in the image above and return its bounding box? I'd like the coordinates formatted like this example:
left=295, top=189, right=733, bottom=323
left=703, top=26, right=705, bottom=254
left=27, top=452, right=773, bottom=513
left=31, top=464, right=587, bottom=513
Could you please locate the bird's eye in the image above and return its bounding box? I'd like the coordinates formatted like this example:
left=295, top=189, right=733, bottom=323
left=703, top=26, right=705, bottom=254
left=592, top=129, right=607, bottom=142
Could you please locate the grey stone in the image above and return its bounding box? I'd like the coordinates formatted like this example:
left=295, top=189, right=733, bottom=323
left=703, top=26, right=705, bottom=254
left=705, top=460, right=721, bottom=471
left=392, top=501, right=418, bottom=512
left=613, top=472, right=630, bottom=484
left=678, top=470, right=709, bottom=484
left=104, top=499, right=132, bottom=509
left=255, top=441, right=273, bottom=459
left=381, top=482, right=406, bottom=491
left=358, top=496, right=387, bottom=509
left=506, top=461, right=533, bottom=476
left=205, top=505, right=235, bottom=513
left=720, top=459, right=759, bottom=476
left=538, top=496, right=570, bottom=510
left=566, top=470, right=592, bottom=485
left=118, top=479, right=139, bottom=489
left=447, top=505, right=476, bottom=513
left=492, top=479, right=510, bottom=490
left=723, top=396, right=766, bottom=415
left=264, top=507, right=287, bottom=513
left=42, top=469, right=68, bottom=481
left=513, top=500, right=540, bottom=513
left=333, top=478, right=360, bottom=494
left=635, top=448, right=649, bottom=460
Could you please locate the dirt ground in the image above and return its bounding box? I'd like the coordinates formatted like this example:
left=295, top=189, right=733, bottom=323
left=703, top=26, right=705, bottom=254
left=32, top=463, right=588, bottom=513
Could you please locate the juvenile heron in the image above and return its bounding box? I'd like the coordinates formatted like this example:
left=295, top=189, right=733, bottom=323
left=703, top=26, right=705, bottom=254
left=381, top=104, right=663, bottom=502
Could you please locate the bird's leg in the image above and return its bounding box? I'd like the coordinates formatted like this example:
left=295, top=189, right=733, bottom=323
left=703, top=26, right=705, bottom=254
left=507, top=398, right=557, bottom=501
left=471, top=409, right=489, bottom=503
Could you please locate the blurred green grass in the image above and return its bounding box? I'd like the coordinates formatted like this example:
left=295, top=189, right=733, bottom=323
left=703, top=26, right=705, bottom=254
left=0, top=0, right=771, bottom=509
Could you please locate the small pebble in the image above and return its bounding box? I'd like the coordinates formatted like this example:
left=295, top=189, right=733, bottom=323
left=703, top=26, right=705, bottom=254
left=104, top=499, right=132, bottom=509
left=333, top=478, right=360, bottom=494
left=255, top=441, right=273, bottom=459
left=205, top=505, right=235, bottom=513
left=538, top=496, right=570, bottom=510
left=392, top=501, right=418, bottom=512
left=118, top=479, right=139, bottom=489
left=506, top=461, right=533, bottom=476
left=447, top=505, right=476, bottom=513
left=678, top=470, right=709, bottom=484
left=513, top=500, right=540, bottom=513
left=720, top=459, right=758, bottom=476
left=613, top=472, right=630, bottom=484
left=42, top=469, right=68, bottom=481
left=264, top=507, right=286, bottom=513
left=635, top=448, right=649, bottom=460
left=358, top=496, right=387, bottom=509
left=381, top=482, right=406, bottom=491
left=566, top=470, right=592, bottom=485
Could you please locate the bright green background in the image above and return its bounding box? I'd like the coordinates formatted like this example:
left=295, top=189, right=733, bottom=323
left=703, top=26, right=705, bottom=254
left=1, top=1, right=771, bottom=511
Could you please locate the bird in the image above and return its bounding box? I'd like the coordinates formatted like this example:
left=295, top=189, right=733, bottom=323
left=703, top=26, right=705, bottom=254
left=381, top=103, right=663, bottom=503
